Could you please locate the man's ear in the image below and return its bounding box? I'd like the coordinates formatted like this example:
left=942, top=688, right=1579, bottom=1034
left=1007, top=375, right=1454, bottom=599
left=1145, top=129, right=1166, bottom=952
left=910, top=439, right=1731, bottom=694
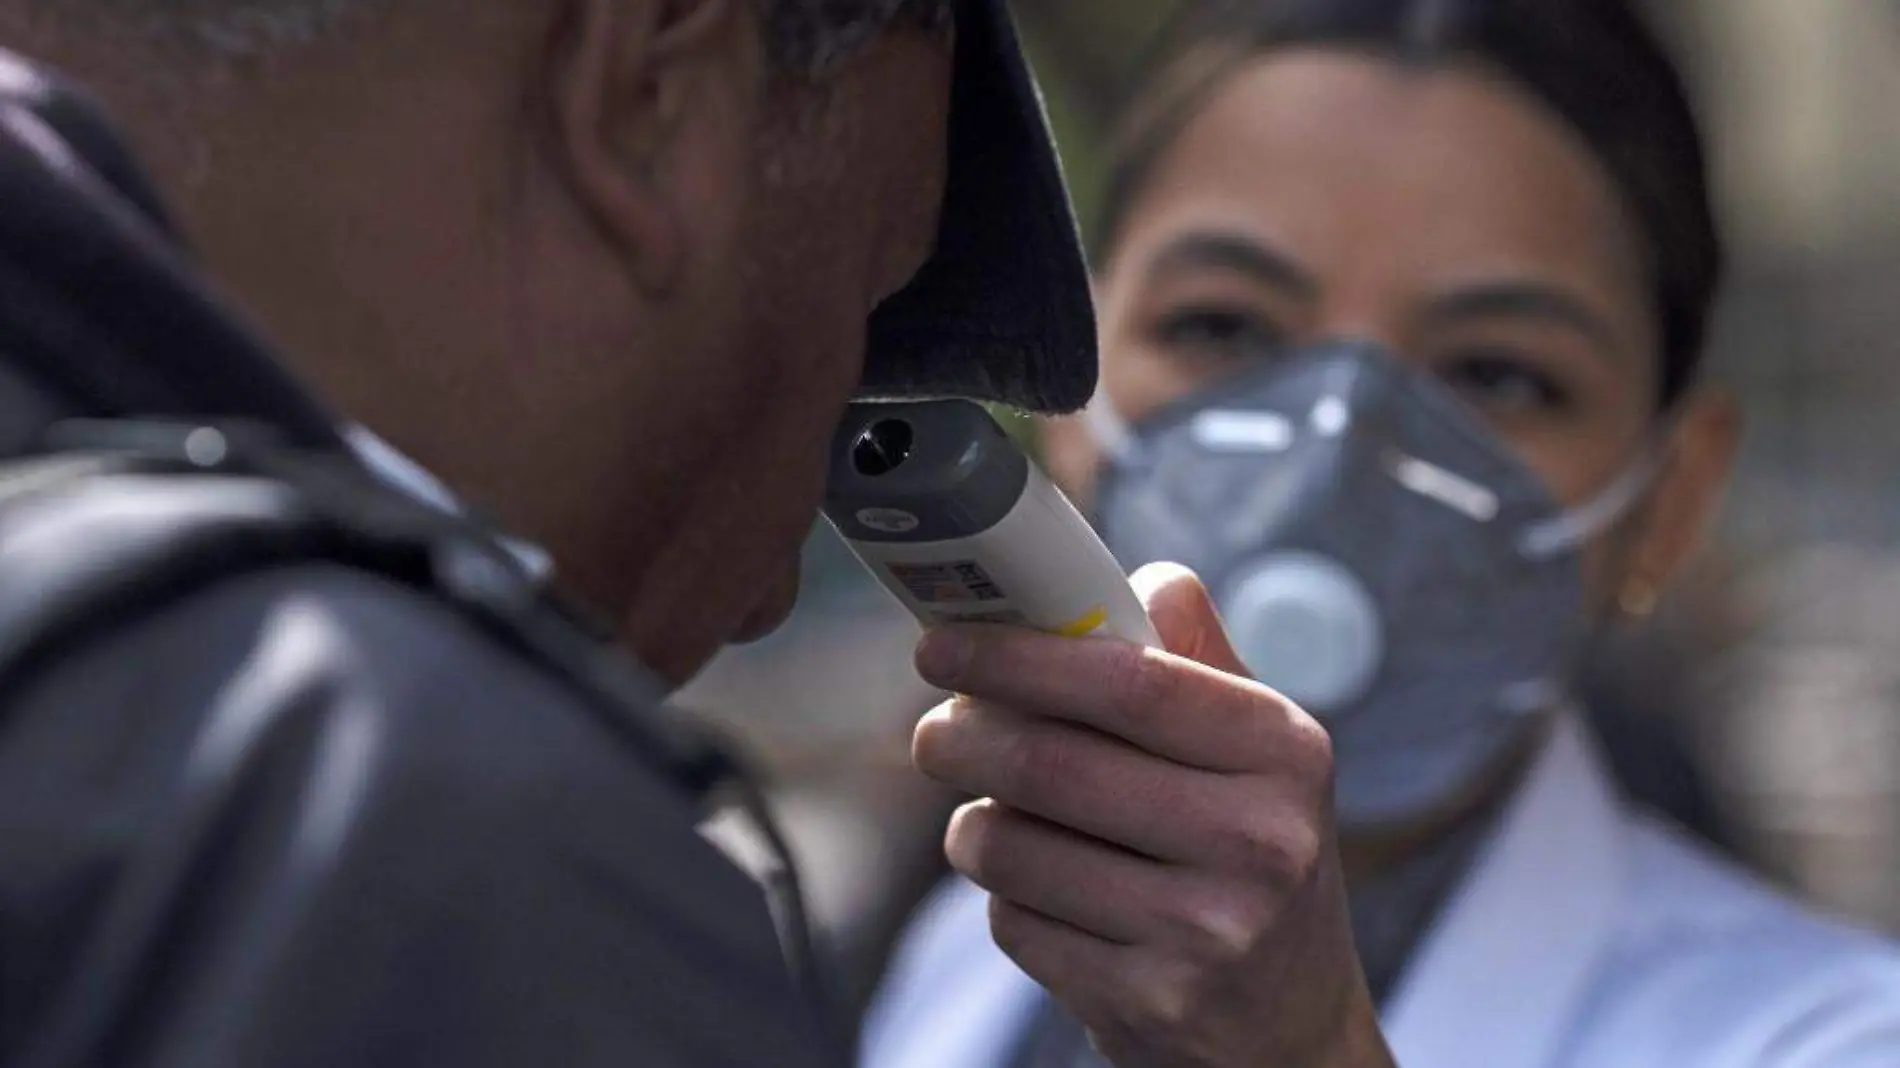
left=1617, top=388, right=1742, bottom=614
left=543, top=0, right=755, bottom=294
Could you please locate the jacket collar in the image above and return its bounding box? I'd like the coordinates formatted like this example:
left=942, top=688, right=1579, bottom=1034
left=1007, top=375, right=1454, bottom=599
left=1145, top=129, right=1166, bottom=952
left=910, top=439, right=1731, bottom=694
left=345, top=425, right=553, bottom=582
left=0, top=51, right=344, bottom=449
left=1382, top=713, right=1628, bottom=1068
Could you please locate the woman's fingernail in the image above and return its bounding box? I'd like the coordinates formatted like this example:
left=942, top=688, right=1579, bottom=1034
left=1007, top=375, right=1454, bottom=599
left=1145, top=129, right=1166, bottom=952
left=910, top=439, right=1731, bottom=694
left=915, top=629, right=974, bottom=686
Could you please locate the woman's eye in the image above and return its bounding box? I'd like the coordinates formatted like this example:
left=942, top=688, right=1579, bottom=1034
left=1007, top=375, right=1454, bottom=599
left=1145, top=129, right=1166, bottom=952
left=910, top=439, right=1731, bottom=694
left=1152, top=307, right=1286, bottom=360
left=1440, top=350, right=1572, bottom=415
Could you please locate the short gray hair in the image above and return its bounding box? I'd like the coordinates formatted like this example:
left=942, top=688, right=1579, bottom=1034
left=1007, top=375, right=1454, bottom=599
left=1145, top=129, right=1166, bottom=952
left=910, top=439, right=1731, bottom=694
left=50, top=0, right=954, bottom=70
left=56, top=0, right=359, bottom=56
left=761, top=0, right=954, bottom=75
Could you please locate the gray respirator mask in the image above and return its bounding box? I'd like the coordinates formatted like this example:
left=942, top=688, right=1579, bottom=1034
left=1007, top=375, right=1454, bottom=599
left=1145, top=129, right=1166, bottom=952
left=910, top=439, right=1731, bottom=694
left=1092, top=342, right=1655, bottom=829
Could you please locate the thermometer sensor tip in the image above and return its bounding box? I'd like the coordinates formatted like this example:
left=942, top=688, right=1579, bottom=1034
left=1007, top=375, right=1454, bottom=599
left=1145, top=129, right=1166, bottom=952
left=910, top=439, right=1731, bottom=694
left=852, top=417, right=914, bottom=477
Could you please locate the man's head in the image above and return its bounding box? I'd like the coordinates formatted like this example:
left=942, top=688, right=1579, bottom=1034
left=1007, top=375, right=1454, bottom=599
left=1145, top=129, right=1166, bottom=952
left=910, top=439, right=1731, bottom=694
left=1, top=0, right=962, bottom=684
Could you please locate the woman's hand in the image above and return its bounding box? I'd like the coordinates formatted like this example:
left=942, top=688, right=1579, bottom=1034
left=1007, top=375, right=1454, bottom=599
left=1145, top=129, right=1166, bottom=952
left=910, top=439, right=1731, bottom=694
left=912, top=563, right=1395, bottom=1068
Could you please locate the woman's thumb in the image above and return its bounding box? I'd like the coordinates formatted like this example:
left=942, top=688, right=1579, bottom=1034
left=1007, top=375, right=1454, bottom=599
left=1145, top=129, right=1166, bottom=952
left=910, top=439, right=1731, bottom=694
left=1129, top=562, right=1251, bottom=676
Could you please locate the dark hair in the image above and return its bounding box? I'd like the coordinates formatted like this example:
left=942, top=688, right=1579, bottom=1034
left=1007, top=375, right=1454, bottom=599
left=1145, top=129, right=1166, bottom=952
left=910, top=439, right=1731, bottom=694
left=1098, top=0, right=1724, bottom=406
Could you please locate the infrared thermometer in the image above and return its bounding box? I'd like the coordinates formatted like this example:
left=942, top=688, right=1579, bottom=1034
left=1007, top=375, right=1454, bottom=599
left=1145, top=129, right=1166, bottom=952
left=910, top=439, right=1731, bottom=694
left=822, top=400, right=1160, bottom=647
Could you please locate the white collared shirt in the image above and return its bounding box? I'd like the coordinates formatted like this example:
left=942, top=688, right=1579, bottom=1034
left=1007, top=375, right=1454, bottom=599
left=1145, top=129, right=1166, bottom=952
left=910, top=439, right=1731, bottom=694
left=861, top=715, right=1900, bottom=1068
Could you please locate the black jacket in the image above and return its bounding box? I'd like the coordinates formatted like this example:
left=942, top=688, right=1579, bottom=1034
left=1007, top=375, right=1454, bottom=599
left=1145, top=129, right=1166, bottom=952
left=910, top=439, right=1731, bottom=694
left=0, top=54, right=828, bottom=1068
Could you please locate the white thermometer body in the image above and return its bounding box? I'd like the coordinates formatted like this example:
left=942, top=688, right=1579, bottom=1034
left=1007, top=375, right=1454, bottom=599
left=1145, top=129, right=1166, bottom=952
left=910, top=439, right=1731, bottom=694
left=823, top=400, right=1159, bottom=648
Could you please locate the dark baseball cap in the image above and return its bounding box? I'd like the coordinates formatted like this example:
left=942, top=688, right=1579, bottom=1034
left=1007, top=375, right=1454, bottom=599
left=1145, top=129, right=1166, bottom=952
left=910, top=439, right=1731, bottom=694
left=859, top=0, right=1099, bottom=416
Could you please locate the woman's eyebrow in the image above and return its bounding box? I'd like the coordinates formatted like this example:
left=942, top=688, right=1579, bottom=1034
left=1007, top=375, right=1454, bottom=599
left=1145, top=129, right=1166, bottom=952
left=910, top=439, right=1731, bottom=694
left=1420, top=282, right=1629, bottom=367
left=1145, top=230, right=1320, bottom=301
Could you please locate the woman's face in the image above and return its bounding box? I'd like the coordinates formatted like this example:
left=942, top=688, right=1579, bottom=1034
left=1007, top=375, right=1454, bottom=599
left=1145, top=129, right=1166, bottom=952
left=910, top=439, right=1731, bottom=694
left=1078, top=50, right=1736, bottom=610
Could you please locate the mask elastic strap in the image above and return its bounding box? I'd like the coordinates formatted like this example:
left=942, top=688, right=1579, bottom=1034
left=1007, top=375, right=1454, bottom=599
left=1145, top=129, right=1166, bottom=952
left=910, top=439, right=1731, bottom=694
left=1517, top=448, right=1666, bottom=559
left=1083, top=389, right=1145, bottom=467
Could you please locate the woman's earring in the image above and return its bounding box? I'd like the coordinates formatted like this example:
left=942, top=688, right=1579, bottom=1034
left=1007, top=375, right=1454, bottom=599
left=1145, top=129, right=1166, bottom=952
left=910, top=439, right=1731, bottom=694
left=1618, top=578, right=1659, bottom=620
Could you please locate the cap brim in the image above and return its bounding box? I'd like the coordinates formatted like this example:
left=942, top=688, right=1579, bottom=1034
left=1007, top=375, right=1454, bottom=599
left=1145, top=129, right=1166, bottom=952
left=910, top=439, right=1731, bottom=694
left=858, top=0, right=1098, bottom=415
